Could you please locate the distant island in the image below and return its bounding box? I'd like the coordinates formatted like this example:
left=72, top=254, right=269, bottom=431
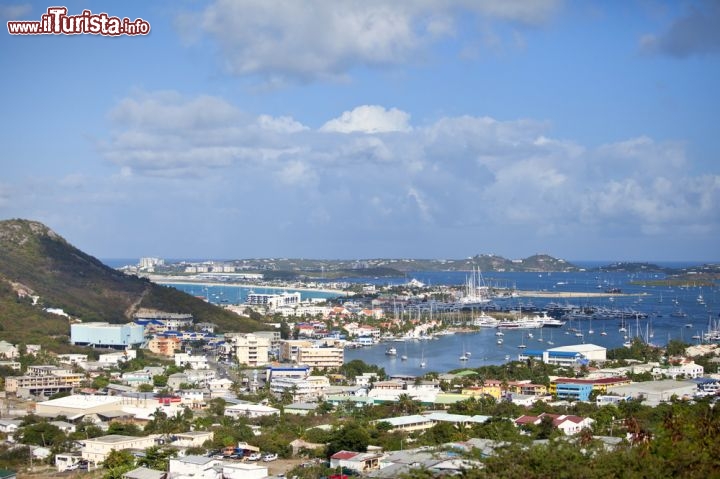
left=122, top=256, right=720, bottom=283
left=122, top=254, right=578, bottom=279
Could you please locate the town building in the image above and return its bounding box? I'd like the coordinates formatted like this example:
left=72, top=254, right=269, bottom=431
left=297, top=346, right=344, bottom=369
left=171, top=431, right=214, bottom=448
left=0, top=361, right=22, bottom=371
left=514, top=413, right=594, bottom=435
left=122, top=467, right=166, bottom=479
left=607, top=379, right=698, bottom=406
left=70, top=322, right=144, bottom=348
left=246, top=292, right=301, bottom=311
left=134, top=311, right=193, bottom=332
left=519, top=344, right=607, bottom=367
left=279, top=340, right=313, bottom=362
left=82, top=435, right=157, bottom=465
left=98, top=350, right=137, bottom=366
left=265, top=365, right=310, bottom=382
left=227, top=333, right=270, bottom=367
left=652, top=362, right=704, bottom=379
left=222, top=462, right=268, bottom=479
left=224, top=403, right=280, bottom=418
left=270, top=376, right=330, bottom=401
left=5, top=367, right=84, bottom=399
left=147, top=336, right=182, bottom=357
left=0, top=341, right=19, bottom=359
left=550, top=377, right=632, bottom=401
left=330, top=450, right=382, bottom=474
left=174, top=353, right=209, bottom=370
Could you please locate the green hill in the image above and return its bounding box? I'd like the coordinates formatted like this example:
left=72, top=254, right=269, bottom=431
left=0, top=219, right=267, bottom=348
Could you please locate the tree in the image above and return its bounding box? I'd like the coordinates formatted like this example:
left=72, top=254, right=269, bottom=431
left=152, top=375, right=168, bottom=387
left=92, top=375, right=110, bottom=390
left=326, top=422, right=371, bottom=457
left=424, top=422, right=462, bottom=445
left=137, top=446, right=176, bottom=471
left=107, top=421, right=142, bottom=437
left=665, top=339, right=690, bottom=357
left=207, top=397, right=226, bottom=417
left=15, top=422, right=65, bottom=447
left=394, top=394, right=421, bottom=415
left=536, top=415, right=557, bottom=440
left=280, top=321, right=291, bottom=340
left=103, top=448, right=135, bottom=470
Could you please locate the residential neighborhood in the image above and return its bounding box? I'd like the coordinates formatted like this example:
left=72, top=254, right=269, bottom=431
left=1, top=303, right=719, bottom=478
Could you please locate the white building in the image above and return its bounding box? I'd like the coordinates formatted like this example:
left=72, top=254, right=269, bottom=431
left=0, top=340, right=19, bottom=359
left=168, top=455, right=222, bottom=479
left=270, top=376, right=330, bottom=401
left=224, top=403, right=280, bottom=418
left=82, top=435, right=157, bottom=465
left=520, top=344, right=607, bottom=367
left=222, top=462, right=268, bottom=479
left=139, top=257, right=164, bottom=270
left=57, top=354, right=88, bottom=366
left=652, top=362, right=704, bottom=379
left=174, top=353, right=209, bottom=370
left=246, top=292, right=301, bottom=311
left=171, top=431, right=214, bottom=448
left=98, top=349, right=137, bottom=366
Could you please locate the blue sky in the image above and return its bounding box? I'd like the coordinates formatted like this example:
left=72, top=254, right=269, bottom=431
left=1, top=0, right=719, bottom=262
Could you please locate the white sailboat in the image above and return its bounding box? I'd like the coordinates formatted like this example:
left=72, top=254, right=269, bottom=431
left=420, top=349, right=426, bottom=368
left=518, top=333, right=527, bottom=349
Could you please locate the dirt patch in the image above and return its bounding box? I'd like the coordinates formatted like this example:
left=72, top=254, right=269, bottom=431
left=265, top=457, right=304, bottom=476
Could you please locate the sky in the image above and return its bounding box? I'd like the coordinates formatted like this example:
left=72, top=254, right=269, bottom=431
left=1, top=0, right=719, bottom=262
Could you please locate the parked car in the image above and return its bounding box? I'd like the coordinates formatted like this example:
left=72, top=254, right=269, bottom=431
left=263, top=453, right=278, bottom=462
left=247, top=452, right=262, bottom=461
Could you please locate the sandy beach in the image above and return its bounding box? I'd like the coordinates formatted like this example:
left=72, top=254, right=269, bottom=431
left=147, top=275, right=348, bottom=296
left=148, top=274, right=643, bottom=299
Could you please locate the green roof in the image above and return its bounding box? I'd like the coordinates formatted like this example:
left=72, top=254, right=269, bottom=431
left=0, top=470, right=16, bottom=479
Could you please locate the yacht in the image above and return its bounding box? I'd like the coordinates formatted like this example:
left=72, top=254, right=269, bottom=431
left=385, top=347, right=397, bottom=356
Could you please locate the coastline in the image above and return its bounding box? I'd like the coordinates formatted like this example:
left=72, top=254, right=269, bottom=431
left=149, top=275, right=637, bottom=299
left=148, top=275, right=348, bottom=296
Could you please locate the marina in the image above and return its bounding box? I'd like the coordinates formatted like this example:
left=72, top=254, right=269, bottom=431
left=159, top=267, right=718, bottom=376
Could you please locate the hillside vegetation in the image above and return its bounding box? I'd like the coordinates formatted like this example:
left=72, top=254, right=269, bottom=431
left=0, top=219, right=267, bottom=346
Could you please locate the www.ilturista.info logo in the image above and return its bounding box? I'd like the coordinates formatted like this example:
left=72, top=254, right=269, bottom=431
left=7, top=7, right=150, bottom=36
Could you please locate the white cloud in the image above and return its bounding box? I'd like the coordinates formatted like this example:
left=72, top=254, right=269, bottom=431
left=177, top=0, right=562, bottom=83
left=109, top=91, right=241, bottom=132
left=277, top=160, right=317, bottom=186
left=96, top=91, right=720, bottom=251
left=321, top=105, right=412, bottom=134
left=257, top=114, right=308, bottom=133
